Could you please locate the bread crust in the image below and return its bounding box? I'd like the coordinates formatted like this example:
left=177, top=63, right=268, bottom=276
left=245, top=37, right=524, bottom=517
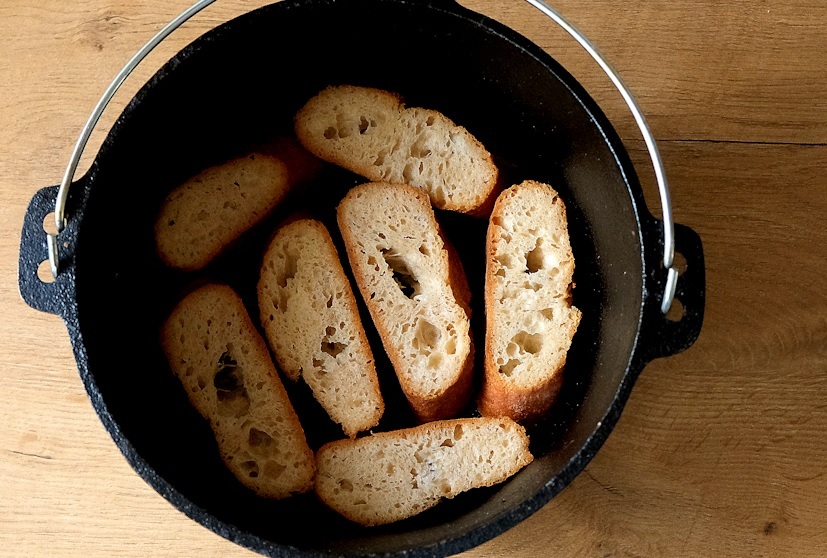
left=466, top=173, right=506, bottom=219
left=479, top=182, right=581, bottom=424
left=405, top=342, right=475, bottom=422
left=477, top=363, right=565, bottom=423
left=337, top=183, right=473, bottom=422
left=439, top=224, right=473, bottom=318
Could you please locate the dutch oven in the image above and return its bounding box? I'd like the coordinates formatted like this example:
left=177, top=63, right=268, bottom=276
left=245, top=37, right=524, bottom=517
left=18, top=0, right=705, bottom=556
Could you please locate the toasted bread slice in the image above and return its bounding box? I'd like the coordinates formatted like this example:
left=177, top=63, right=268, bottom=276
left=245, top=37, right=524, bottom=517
left=256, top=136, right=324, bottom=187
left=155, top=153, right=290, bottom=271
left=315, top=417, right=533, bottom=526
left=257, top=219, right=384, bottom=438
left=337, top=183, right=473, bottom=421
left=160, top=284, right=315, bottom=498
left=480, top=181, right=581, bottom=423
left=295, top=85, right=499, bottom=213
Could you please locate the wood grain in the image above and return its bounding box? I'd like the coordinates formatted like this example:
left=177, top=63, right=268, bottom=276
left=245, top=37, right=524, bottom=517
left=469, top=0, right=827, bottom=145
left=1, top=1, right=826, bottom=557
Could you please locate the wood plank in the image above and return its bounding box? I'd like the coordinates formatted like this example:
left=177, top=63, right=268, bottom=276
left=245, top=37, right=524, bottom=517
left=461, top=0, right=827, bottom=145
left=2, top=1, right=826, bottom=557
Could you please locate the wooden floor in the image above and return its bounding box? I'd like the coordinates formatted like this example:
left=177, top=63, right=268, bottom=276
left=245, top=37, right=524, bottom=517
left=1, top=1, right=825, bottom=556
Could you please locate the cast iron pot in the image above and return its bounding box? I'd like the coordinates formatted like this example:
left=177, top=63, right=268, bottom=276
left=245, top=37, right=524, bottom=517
left=18, top=0, right=705, bottom=556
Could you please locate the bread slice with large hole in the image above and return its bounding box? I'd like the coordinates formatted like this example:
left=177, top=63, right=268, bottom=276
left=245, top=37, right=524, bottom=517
left=155, top=153, right=293, bottom=271
left=257, top=219, right=384, bottom=438
left=160, top=284, right=315, bottom=499
left=337, top=182, right=473, bottom=422
left=480, top=181, right=582, bottom=423
left=315, top=417, right=532, bottom=526
left=295, top=85, right=499, bottom=214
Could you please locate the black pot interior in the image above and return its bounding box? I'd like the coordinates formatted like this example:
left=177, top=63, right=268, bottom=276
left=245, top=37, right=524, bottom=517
left=73, top=0, right=646, bottom=554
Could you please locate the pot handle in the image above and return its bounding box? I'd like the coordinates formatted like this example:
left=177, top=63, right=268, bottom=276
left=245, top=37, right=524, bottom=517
left=640, top=222, right=706, bottom=361
left=19, top=185, right=76, bottom=316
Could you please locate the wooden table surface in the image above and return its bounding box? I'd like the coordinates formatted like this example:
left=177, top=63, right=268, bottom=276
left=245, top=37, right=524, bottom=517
left=2, top=1, right=826, bottom=556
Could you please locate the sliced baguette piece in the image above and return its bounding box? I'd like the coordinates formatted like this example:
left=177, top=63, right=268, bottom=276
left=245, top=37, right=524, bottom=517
left=160, top=284, right=315, bottom=499
left=257, top=219, right=384, bottom=438
left=480, top=181, right=582, bottom=423
left=337, top=183, right=473, bottom=422
left=315, top=417, right=533, bottom=526
left=257, top=136, right=324, bottom=187
left=295, top=85, right=499, bottom=214
left=155, top=153, right=291, bottom=271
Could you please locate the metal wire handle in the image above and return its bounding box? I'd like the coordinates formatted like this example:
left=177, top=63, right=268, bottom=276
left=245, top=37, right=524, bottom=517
left=524, top=0, right=678, bottom=313
left=48, top=0, right=678, bottom=314
left=48, top=0, right=218, bottom=280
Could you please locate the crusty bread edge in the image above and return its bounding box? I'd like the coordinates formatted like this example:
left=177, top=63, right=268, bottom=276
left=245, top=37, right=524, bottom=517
left=408, top=340, right=474, bottom=423
left=415, top=223, right=474, bottom=422
left=479, top=344, right=568, bottom=424
left=438, top=223, right=473, bottom=318
left=337, top=183, right=474, bottom=422
left=466, top=172, right=506, bottom=219
left=479, top=182, right=580, bottom=424
left=435, top=124, right=500, bottom=214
